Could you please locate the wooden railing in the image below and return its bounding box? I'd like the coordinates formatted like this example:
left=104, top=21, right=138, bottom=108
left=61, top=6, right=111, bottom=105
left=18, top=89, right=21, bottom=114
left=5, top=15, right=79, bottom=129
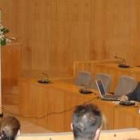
left=17, top=128, right=140, bottom=140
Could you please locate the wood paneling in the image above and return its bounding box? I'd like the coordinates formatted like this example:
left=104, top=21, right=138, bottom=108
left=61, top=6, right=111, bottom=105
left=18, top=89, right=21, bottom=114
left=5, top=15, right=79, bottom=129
left=1, top=0, right=140, bottom=77
left=19, top=79, right=98, bottom=132
left=1, top=43, right=21, bottom=86
left=1, top=43, right=21, bottom=104
left=47, top=88, right=65, bottom=131
left=92, top=99, right=114, bottom=129
left=114, top=106, right=140, bottom=129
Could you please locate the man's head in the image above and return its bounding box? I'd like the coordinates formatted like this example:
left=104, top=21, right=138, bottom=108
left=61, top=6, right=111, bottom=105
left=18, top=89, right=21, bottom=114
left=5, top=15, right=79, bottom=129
left=0, top=116, right=21, bottom=140
left=71, top=104, right=102, bottom=140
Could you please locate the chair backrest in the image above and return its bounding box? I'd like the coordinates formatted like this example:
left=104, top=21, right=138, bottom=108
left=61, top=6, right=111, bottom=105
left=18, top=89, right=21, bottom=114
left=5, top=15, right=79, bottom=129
left=114, top=75, right=137, bottom=96
left=74, top=71, right=93, bottom=88
left=92, top=73, right=111, bottom=92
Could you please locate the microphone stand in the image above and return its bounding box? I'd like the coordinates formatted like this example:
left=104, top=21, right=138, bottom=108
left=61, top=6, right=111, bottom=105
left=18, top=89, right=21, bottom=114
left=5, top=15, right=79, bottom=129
left=38, top=72, right=51, bottom=84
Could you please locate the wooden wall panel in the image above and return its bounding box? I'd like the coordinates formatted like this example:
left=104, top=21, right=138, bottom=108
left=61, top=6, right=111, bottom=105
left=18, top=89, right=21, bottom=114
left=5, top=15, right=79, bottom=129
left=1, top=0, right=140, bottom=77
left=1, top=43, right=21, bottom=90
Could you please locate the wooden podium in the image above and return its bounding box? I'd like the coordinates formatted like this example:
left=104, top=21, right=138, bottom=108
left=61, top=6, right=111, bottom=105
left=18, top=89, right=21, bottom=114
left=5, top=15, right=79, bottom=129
left=1, top=43, right=21, bottom=105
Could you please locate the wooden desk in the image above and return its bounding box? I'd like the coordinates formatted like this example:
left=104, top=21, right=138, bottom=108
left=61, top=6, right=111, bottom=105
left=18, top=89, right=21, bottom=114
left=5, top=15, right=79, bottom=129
left=19, top=78, right=140, bottom=132
left=114, top=105, right=140, bottom=129
left=19, top=78, right=98, bottom=131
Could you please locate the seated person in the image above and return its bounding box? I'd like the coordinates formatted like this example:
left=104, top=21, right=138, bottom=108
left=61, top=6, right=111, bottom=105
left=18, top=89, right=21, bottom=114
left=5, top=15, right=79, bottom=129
left=120, top=82, right=140, bottom=101
left=71, top=103, right=102, bottom=140
left=0, top=116, right=21, bottom=140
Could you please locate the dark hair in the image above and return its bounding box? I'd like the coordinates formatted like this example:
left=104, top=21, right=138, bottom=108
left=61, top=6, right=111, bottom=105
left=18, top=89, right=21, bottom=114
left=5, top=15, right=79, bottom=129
left=0, top=116, right=20, bottom=140
left=72, top=104, right=102, bottom=140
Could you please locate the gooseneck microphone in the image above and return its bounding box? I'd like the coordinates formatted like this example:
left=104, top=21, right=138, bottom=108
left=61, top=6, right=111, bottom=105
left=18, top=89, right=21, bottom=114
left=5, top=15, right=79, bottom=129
left=38, top=72, right=51, bottom=84
left=42, top=72, right=49, bottom=79
left=79, top=84, right=92, bottom=94
left=114, top=56, right=126, bottom=65
left=114, top=56, right=130, bottom=68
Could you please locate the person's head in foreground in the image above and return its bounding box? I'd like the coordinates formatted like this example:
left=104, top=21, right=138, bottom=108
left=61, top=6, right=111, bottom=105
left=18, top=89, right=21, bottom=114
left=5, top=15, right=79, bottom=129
left=0, top=116, right=21, bottom=140
left=72, top=104, right=102, bottom=140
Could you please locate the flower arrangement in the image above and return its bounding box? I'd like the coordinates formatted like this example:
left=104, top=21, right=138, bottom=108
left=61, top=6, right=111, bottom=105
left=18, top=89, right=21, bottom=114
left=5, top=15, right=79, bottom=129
left=0, top=21, right=10, bottom=46
left=0, top=9, right=15, bottom=46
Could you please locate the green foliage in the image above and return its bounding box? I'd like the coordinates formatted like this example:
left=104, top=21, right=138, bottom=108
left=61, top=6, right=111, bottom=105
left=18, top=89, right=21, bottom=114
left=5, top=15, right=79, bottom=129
left=1, top=28, right=9, bottom=34
left=0, top=27, right=10, bottom=46
left=1, top=37, right=6, bottom=46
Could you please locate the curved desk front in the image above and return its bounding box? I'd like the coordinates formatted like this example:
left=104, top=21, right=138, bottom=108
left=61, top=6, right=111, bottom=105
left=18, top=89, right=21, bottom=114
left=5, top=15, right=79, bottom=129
left=19, top=78, right=140, bottom=132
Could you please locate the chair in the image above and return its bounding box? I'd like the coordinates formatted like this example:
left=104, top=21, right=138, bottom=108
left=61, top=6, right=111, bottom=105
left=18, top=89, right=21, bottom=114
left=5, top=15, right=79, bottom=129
left=74, top=71, right=93, bottom=88
left=92, top=73, right=111, bottom=92
left=114, top=75, right=137, bottom=96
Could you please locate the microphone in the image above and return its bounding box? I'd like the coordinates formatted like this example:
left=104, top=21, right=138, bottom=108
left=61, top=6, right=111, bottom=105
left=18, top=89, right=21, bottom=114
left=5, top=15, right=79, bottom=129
left=42, top=72, right=49, bottom=79
left=38, top=72, right=51, bottom=84
left=79, top=84, right=92, bottom=94
left=114, top=56, right=130, bottom=68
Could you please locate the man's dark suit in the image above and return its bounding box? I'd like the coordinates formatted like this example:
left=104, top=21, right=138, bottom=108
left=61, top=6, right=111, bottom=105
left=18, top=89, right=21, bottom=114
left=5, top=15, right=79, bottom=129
left=127, top=82, right=140, bottom=101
